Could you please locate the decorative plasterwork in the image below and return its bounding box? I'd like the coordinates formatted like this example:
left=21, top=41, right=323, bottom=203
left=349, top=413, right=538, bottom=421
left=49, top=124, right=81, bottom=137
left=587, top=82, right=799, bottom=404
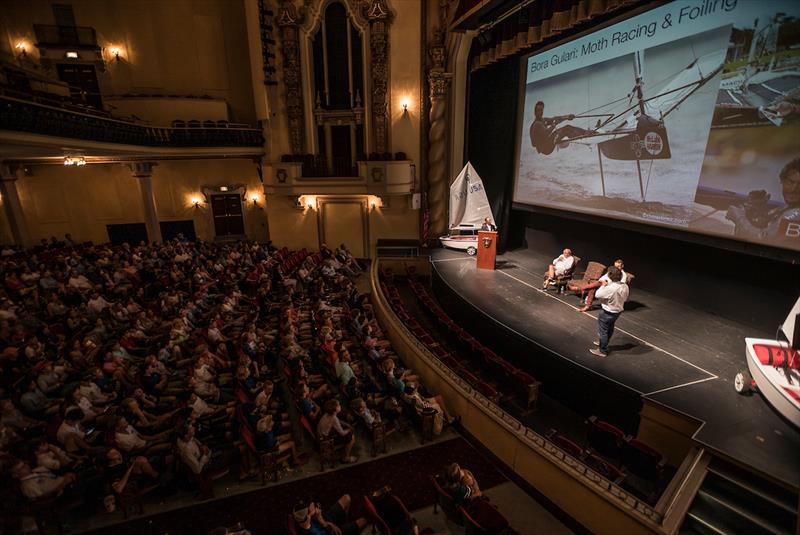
left=278, top=1, right=307, bottom=155
left=365, top=0, right=392, bottom=155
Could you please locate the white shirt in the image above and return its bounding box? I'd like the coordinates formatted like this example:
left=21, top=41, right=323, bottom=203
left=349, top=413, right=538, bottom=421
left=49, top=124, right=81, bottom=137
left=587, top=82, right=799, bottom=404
left=116, top=425, right=146, bottom=452
left=56, top=422, right=85, bottom=449
left=20, top=467, right=63, bottom=499
left=595, top=281, right=629, bottom=314
left=552, top=255, right=575, bottom=276
left=178, top=437, right=210, bottom=474
left=318, top=413, right=348, bottom=437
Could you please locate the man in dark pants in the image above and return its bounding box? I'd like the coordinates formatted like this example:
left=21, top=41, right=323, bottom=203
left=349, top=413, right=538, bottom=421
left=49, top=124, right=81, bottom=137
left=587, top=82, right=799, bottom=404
left=589, top=266, right=629, bottom=358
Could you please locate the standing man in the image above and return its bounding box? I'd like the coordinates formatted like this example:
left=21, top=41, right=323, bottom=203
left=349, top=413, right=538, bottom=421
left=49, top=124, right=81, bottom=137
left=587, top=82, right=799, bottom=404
left=480, top=217, right=497, bottom=231
left=589, top=266, right=628, bottom=358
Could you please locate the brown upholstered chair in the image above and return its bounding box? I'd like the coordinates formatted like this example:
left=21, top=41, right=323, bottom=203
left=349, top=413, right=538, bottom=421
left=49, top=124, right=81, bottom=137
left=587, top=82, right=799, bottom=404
left=566, top=261, right=607, bottom=299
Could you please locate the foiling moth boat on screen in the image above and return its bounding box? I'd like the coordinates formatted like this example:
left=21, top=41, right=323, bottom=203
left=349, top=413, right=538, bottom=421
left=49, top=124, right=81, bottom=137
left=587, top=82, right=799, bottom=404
left=735, top=297, right=800, bottom=428
left=439, top=162, right=496, bottom=256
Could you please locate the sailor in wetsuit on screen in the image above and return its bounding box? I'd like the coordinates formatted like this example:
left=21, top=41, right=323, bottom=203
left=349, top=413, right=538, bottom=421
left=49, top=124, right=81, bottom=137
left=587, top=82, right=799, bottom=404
left=529, top=100, right=590, bottom=155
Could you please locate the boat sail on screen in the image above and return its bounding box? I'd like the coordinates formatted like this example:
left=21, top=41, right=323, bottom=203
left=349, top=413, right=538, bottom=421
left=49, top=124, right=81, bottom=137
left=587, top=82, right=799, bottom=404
left=439, top=162, right=496, bottom=256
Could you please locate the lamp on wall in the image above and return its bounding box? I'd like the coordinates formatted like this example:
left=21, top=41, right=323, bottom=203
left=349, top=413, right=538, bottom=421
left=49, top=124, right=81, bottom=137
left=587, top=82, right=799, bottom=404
left=15, top=42, right=27, bottom=57
left=400, top=97, right=410, bottom=116
left=63, top=157, right=86, bottom=166
left=369, top=195, right=383, bottom=211
left=108, top=47, right=122, bottom=61
left=298, top=195, right=316, bottom=210
left=190, top=196, right=202, bottom=208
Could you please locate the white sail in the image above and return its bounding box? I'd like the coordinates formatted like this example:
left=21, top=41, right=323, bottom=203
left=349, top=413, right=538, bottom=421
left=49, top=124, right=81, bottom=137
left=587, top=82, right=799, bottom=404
left=644, top=47, right=727, bottom=119
left=448, top=162, right=495, bottom=228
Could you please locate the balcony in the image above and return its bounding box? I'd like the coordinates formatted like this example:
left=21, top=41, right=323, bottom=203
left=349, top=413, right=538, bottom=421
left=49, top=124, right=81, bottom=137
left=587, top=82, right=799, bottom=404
left=0, top=95, right=264, bottom=148
left=34, top=24, right=99, bottom=49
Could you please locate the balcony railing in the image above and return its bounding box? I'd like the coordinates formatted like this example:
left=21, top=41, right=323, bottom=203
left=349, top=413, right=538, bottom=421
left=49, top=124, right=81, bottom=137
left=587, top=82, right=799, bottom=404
left=34, top=24, right=98, bottom=48
left=0, top=96, right=264, bottom=148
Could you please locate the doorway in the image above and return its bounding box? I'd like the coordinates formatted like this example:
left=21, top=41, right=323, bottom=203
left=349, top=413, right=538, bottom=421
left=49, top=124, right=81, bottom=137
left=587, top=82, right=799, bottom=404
left=210, top=194, right=245, bottom=238
left=56, top=63, right=102, bottom=109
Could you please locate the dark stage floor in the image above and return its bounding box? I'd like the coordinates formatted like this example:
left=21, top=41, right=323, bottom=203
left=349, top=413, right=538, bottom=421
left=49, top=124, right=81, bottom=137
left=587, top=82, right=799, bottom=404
left=429, top=248, right=800, bottom=490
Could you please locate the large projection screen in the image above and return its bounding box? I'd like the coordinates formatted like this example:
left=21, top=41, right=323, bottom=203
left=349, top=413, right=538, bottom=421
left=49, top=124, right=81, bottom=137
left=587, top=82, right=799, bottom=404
left=513, top=0, right=800, bottom=253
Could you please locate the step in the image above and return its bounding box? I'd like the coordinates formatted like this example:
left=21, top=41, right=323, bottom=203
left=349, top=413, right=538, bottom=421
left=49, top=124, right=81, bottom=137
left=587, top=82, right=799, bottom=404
left=707, top=458, right=797, bottom=515
left=702, top=472, right=796, bottom=535
left=683, top=512, right=727, bottom=535
left=697, top=489, right=791, bottom=535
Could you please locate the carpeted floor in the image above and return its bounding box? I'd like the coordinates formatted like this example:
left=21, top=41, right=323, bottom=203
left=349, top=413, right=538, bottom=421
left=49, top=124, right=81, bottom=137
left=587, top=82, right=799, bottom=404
left=79, top=436, right=507, bottom=535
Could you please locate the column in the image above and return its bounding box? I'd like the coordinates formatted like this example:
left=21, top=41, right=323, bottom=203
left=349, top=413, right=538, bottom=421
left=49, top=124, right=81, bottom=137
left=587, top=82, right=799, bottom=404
left=130, top=162, right=162, bottom=243
left=426, top=30, right=453, bottom=241
left=0, top=163, right=31, bottom=246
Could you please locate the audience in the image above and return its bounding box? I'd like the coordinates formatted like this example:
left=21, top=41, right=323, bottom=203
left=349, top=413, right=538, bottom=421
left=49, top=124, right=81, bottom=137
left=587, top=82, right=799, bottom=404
left=0, top=235, right=461, bottom=531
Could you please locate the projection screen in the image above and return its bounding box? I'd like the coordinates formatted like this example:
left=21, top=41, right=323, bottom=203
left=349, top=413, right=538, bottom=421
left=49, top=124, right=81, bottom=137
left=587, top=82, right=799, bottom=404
left=513, top=0, right=800, bottom=253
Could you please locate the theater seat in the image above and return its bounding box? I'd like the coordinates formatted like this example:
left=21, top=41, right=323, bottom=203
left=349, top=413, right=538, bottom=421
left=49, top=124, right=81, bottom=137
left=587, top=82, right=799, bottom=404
left=586, top=416, right=626, bottom=463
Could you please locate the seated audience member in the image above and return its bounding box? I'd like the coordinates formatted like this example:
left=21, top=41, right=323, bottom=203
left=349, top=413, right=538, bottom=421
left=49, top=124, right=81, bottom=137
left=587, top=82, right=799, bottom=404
left=543, top=248, right=576, bottom=288
left=444, top=462, right=483, bottom=505
left=296, top=383, right=321, bottom=421
left=317, top=399, right=357, bottom=464
left=578, top=258, right=629, bottom=312
left=105, top=448, right=160, bottom=495
left=11, top=460, right=78, bottom=501
left=402, top=383, right=456, bottom=435
left=255, top=414, right=302, bottom=465
left=292, top=495, right=369, bottom=535
left=56, top=408, right=96, bottom=454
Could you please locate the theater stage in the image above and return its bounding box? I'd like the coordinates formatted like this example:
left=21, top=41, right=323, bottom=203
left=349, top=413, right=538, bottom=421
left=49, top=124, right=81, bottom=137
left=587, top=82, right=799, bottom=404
left=428, top=247, right=800, bottom=490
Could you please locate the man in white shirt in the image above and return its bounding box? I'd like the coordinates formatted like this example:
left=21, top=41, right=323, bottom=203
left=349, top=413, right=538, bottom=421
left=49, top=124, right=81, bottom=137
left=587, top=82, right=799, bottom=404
left=543, top=248, right=576, bottom=289
left=589, top=266, right=629, bottom=358
left=177, top=424, right=211, bottom=475
left=578, top=259, right=628, bottom=312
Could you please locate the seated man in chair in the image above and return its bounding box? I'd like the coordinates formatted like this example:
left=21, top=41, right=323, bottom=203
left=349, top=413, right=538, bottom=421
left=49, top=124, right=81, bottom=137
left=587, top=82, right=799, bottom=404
left=543, top=248, right=576, bottom=289
left=578, top=259, right=629, bottom=312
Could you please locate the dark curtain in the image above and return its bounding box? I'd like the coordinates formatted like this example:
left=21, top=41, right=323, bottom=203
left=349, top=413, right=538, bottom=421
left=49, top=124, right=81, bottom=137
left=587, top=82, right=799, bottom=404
left=464, top=56, right=519, bottom=253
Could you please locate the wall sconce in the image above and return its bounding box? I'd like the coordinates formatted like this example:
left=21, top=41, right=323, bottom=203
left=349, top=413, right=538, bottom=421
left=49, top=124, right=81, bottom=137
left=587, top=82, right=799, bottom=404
left=108, top=47, right=122, bottom=61
left=250, top=194, right=261, bottom=206
left=401, top=97, right=410, bottom=116
left=63, top=157, right=86, bottom=166
left=298, top=195, right=316, bottom=210
left=65, top=51, right=79, bottom=59
left=190, top=196, right=202, bottom=208
left=15, top=42, right=27, bottom=57
left=369, top=195, right=383, bottom=211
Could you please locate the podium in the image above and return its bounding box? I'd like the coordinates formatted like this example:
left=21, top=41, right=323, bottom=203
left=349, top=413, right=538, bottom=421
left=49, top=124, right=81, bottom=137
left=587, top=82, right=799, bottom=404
left=476, top=230, right=497, bottom=270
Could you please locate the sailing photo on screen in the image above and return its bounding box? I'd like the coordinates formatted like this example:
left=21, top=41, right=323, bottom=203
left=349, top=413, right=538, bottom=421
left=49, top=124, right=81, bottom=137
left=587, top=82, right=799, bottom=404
left=513, top=0, right=800, bottom=252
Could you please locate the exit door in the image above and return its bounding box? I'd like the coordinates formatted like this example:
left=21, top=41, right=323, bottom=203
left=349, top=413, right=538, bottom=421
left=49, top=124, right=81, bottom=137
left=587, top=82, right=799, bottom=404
left=56, top=63, right=102, bottom=109
left=211, top=194, right=245, bottom=237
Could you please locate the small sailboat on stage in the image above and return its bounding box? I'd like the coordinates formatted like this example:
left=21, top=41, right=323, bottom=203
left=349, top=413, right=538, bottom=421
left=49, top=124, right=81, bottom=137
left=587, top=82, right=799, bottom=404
left=735, top=297, right=800, bottom=428
left=439, top=162, right=496, bottom=256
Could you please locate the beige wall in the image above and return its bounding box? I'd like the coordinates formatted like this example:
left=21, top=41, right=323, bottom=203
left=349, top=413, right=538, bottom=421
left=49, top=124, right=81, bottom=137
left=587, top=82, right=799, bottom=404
left=10, top=159, right=267, bottom=244
left=388, top=0, right=422, bottom=165
left=1, top=0, right=257, bottom=124
left=264, top=193, right=419, bottom=256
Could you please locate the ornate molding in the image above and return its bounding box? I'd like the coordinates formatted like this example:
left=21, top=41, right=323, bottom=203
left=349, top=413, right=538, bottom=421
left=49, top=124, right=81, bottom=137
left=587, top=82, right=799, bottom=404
left=365, top=0, right=392, bottom=155
left=426, top=27, right=452, bottom=239
left=278, top=1, right=306, bottom=155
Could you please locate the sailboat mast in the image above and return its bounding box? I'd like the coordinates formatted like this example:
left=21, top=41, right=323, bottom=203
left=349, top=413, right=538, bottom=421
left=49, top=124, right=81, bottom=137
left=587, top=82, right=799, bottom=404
left=633, top=50, right=646, bottom=115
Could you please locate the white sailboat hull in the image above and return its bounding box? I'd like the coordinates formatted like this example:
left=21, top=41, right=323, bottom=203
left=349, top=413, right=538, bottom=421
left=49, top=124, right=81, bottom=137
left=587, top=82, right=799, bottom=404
left=745, top=337, right=800, bottom=428
left=438, top=235, right=478, bottom=252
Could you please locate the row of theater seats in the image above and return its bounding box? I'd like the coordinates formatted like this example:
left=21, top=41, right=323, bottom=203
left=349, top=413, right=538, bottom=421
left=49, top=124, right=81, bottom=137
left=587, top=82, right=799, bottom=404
left=379, top=267, right=541, bottom=414
left=430, top=473, right=522, bottom=535
left=549, top=416, right=668, bottom=504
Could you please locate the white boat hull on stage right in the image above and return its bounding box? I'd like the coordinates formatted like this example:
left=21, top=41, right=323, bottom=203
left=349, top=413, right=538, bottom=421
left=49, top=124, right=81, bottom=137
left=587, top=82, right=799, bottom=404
left=743, top=337, right=800, bottom=428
